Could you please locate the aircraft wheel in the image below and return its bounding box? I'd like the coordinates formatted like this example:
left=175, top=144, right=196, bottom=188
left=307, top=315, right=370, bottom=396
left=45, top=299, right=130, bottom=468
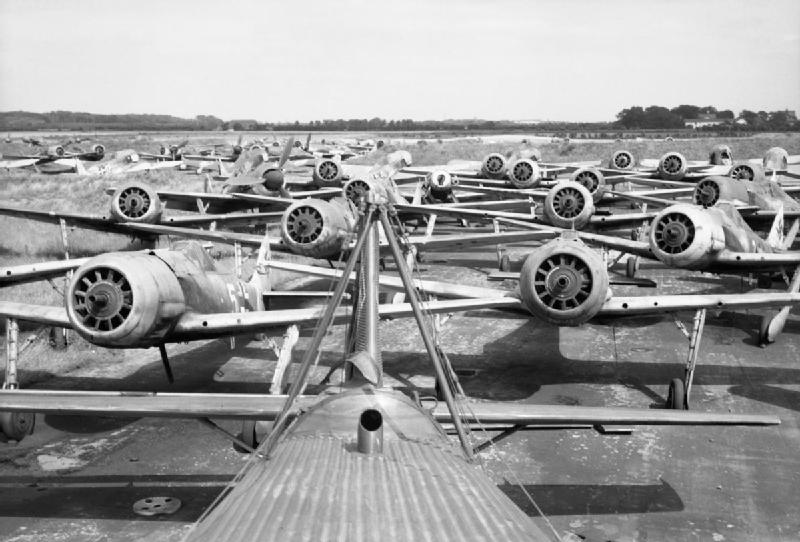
left=666, top=378, right=686, bottom=410
left=626, top=256, right=639, bottom=278
left=758, top=315, right=772, bottom=347
left=233, top=420, right=258, bottom=453
left=49, top=327, right=68, bottom=350
left=0, top=411, right=35, bottom=441
left=499, top=255, right=511, bottom=272
left=434, top=378, right=446, bottom=401
left=415, top=251, right=425, bottom=264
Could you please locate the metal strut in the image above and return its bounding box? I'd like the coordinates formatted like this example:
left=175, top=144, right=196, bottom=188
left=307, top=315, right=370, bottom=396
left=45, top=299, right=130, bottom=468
left=258, top=205, right=376, bottom=459
left=683, top=308, right=706, bottom=408
left=378, top=205, right=473, bottom=459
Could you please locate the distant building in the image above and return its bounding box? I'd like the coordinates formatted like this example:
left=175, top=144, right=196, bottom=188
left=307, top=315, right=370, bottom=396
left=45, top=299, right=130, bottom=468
left=685, top=113, right=725, bottom=129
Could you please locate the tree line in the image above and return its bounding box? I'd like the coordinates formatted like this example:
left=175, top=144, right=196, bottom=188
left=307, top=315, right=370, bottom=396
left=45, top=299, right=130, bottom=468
left=615, top=104, right=797, bottom=130
left=1, top=107, right=797, bottom=132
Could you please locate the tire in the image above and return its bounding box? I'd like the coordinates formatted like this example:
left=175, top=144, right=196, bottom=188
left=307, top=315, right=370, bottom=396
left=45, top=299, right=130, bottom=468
left=626, top=256, right=639, bottom=278
left=758, top=315, right=772, bottom=347
left=0, top=412, right=35, bottom=441
left=233, top=420, right=258, bottom=453
left=49, top=327, right=68, bottom=350
left=666, top=378, right=686, bottom=410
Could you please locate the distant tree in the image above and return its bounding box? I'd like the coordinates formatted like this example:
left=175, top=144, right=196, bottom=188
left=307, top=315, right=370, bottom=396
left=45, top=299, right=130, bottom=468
left=670, top=104, right=701, bottom=119
left=717, top=110, right=734, bottom=120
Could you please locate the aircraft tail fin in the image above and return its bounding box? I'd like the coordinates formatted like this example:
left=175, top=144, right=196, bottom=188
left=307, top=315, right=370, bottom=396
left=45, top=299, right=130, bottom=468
left=766, top=202, right=785, bottom=250
left=248, top=230, right=273, bottom=305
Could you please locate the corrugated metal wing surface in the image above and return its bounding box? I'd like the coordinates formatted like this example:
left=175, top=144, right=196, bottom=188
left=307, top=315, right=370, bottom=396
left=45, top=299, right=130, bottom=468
left=186, top=433, right=550, bottom=542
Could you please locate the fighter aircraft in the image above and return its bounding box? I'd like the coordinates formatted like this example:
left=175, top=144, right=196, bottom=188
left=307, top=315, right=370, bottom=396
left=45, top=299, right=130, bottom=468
left=0, top=140, right=106, bottom=165
left=606, top=145, right=800, bottom=183
left=0, top=198, right=780, bottom=539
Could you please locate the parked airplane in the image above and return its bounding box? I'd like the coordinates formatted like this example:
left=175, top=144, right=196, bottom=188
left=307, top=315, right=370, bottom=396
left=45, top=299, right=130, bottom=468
left=607, top=146, right=800, bottom=183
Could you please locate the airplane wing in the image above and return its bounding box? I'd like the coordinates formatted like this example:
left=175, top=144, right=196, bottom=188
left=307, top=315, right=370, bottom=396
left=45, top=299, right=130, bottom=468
left=0, top=204, right=283, bottom=233
left=265, top=260, right=800, bottom=318
left=0, top=157, right=40, bottom=169
left=598, top=291, right=800, bottom=316
left=0, top=389, right=777, bottom=426
left=0, top=302, right=72, bottom=327
left=0, top=258, right=89, bottom=286
left=0, top=297, right=519, bottom=342
left=434, top=401, right=779, bottom=426
left=702, top=250, right=800, bottom=269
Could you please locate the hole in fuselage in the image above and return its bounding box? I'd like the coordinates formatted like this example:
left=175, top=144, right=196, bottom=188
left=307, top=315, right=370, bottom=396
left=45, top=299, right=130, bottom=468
left=359, top=409, right=382, bottom=432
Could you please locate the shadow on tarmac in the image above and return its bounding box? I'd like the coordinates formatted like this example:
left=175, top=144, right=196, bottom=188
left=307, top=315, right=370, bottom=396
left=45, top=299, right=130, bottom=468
left=499, top=479, right=683, bottom=516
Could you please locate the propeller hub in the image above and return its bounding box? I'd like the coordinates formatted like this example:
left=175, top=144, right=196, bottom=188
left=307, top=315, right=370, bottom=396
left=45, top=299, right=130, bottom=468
left=262, top=169, right=285, bottom=191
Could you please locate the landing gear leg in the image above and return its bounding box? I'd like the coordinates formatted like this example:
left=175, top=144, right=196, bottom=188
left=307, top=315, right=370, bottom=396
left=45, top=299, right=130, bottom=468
left=668, top=309, right=706, bottom=410
left=2, top=318, right=35, bottom=440
left=493, top=219, right=510, bottom=271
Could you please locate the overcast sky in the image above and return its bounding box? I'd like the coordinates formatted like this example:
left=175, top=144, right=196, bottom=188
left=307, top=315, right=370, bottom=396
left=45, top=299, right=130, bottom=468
left=1, top=0, right=798, bottom=122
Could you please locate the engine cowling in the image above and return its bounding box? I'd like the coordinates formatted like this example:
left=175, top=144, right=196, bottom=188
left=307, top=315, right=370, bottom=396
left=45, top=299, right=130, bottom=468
left=708, top=145, right=733, bottom=165
left=66, top=253, right=186, bottom=347
left=109, top=182, right=163, bottom=223
left=518, top=237, right=610, bottom=326
left=480, top=153, right=507, bottom=179
left=569, top=167, right=605, bottom=203
left=693, top=176, right=749, bottom=207
left=648, top=204, right=726, bottom=269
left=507, top=158, right=541, bottom=188
left=763, top=147, right=789, bottom=171
left=542, top=181, right=594, bottom=229
left=729, top=162, right=765, bottom=183
left=657, top=152, right=688, bottom=181
left=48, top=145, right=65, bottom=157
left=609, top=150, right=635, bottom=170
left=280, top=198, right=357, bottom=259
left=256, top=167, right=285, bottom=193
left=426, top=170, right=457, bottom=199
left=313, top=158, right=343, bottom=185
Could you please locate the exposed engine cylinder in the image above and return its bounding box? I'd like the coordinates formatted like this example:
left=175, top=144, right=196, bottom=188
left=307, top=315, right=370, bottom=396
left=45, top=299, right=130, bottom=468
left=280, top=199, right=356, bottom=259
left=648, top=204, right=726, bottom=269
left=480, top=153, right=507, bottom=179
left=609, top=150, right=635, bottom=170
left=343, top=178, right=373, bottom=203
left=693, top=176, right=749, bottom=207
left=66, top=253, right=186, bottom=347
left=426, top=170, right=457, bottom=199
left=313, top=159, right=343, bottom=185
left=542, top=181, right=594, bottom=229
left=708, top=145, right=733, bottom=165
left=763, top=147, right=789, bottom=171
left=109, top=182, right=163, bottom=223
left=518, top=237, right=610, bottom=326
left=657, top=152, right=688, bottom=181
left=507, top=158, right=541, bottom=188
left=49, top=145, right=65, bottom=157
left=729, top=163, right=765, bottom=183
left=93, top=144, right=105, bottom=156
left=569, top=167, right=605, bottom=202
